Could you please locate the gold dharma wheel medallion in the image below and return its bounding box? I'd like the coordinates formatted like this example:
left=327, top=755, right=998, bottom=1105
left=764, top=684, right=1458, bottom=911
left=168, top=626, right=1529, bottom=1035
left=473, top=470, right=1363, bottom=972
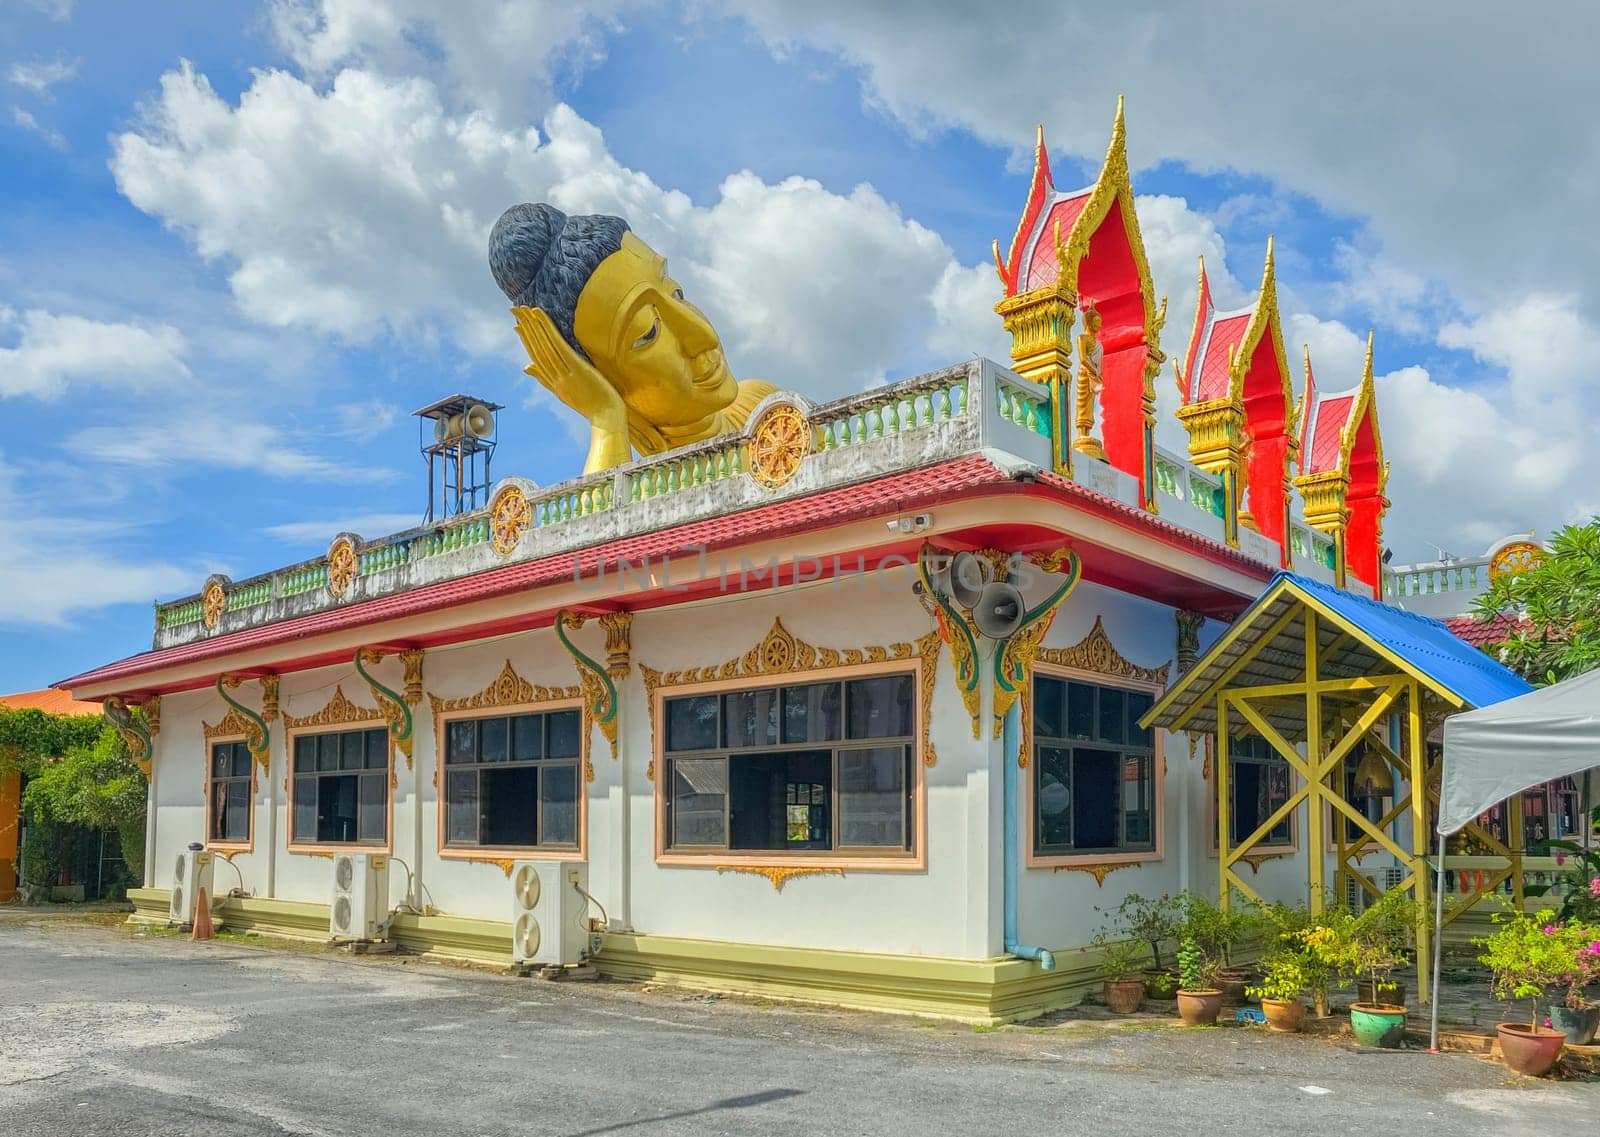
left=748, top=401, right=812, bottom=491
left=489, top=483, right=533, bottom=556
left=326, top=537, right=359, bottom=598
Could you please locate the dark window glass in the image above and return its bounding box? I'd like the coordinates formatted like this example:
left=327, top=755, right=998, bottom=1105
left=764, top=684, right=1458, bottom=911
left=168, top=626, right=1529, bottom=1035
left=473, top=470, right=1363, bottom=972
left=442, top=710, right=581, bottom=850
left=666, top=695, right=718, bottom=752
left=1033, top=675, right=1157, bottom=856
left=782, top=682, right=840, bottom=743
left=291, top=729, right=390, bottom=845
left=479, top=717, right=509, bottom=763
left=664, top=674, right=915, bottom=856
left=671, top=758, right=726, bottom=846
left=1097, top=687, right=1125, bottom=744
left=837, top=746, right=906, bottom=848
left=723, top=688, right=779, bottom=748
left=446, top=721, right=476, bottom=765
left=541, top=765, right=578, bottom=846
left=512, top=715, right=542, bottom=761
left=730, top=750, right=830, bottom=850
left=340, top=731, right=365, bottom=770
left=224, top=780, right=249, bottom=837
left=1036, top=746, right=1072, bottom=849
left=546, top=710, right=581, bottom=759
left=1230, top=733, right=1291, bottom=847
left=1066, top=682, right=1095, bottom=739
left=209, top=743, right=254, bottom=843
left=232, top=745, right=253, bottom=778
left=1034, top=677, right=1064, bottom=740
left=446, top=771, right=477, bottom=843
left=846, top=674, right=914, bottom=739
left=480, top=766, right=537, bottom=846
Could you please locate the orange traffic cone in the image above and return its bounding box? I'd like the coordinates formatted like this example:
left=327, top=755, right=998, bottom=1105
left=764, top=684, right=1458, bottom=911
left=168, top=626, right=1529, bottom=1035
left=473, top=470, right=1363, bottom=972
left=191, top=886, right=215, bottom=942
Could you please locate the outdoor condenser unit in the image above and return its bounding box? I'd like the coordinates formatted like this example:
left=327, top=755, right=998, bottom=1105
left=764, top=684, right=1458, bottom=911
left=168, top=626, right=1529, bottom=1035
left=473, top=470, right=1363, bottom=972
left=169, top=847, right=214, bottom=927
left=329, top=853, right=391, bottom=942
left=510, top=860, right=589, bottom=967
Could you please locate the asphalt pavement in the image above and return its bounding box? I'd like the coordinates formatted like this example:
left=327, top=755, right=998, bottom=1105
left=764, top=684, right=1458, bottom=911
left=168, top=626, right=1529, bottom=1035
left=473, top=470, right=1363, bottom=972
left=0, top=910, right=1594, bottom=1136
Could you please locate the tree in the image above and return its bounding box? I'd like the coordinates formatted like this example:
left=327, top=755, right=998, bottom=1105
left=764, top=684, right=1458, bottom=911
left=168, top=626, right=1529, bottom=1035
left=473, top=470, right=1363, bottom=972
left=1470, top=520, right=1600, bottom=683
left=1, top=708, right=147, bottom=890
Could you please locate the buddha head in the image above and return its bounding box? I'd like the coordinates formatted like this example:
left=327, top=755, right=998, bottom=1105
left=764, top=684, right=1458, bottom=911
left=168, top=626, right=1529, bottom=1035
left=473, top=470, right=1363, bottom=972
left=488, top=203, right=738, bottom=429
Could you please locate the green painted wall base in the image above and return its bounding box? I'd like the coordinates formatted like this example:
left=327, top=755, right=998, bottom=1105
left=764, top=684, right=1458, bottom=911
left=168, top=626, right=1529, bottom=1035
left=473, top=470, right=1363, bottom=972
left=127, top=888, right=1096, bottom=1023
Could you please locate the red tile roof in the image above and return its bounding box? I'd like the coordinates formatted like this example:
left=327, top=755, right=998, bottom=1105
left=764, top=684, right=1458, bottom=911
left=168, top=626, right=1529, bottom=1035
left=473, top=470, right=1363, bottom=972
left=1445, top=612, right=1528, bottom=649
left=59, top=456, right=1275, bottom=694
left=1307, top=392, right=1355, bottom=474
left=1194, top=312, right=1251, bottom=403
left=0, top=688, right=100, bottom=715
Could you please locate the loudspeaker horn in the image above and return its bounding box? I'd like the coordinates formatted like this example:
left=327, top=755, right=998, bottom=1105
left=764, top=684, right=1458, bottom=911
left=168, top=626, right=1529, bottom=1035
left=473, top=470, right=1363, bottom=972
left=464, top=403, right=495, bottom=439
left=972, top=581, right=1025, bottom=639
left=949, top=551, right=988, bottom=609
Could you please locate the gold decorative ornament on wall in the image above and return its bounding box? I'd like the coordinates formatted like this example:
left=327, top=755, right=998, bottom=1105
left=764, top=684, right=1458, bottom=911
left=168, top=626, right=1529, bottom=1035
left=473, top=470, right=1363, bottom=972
left=283, top=685, right=384, bottom=730
left=427, top=660, right=580, bottom=716
left=715, top=865, right=844, bottom=892
left=747, top=400, right=812, bottom=490
left=1035, top=615, right=1172, bottom=687
left=327, top=537, right=359, bottom=599
left=1051, top=861, right=1138, bottom=887
left=201, top=579, right=226, bottom=631
left=488, top=482, right=532, bottom=556
left=1488, top=540, right=1543, bottom=580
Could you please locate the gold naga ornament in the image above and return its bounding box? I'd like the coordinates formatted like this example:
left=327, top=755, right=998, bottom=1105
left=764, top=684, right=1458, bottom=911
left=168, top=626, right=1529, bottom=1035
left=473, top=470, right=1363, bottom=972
left=489, top=203, right=775, bottom=474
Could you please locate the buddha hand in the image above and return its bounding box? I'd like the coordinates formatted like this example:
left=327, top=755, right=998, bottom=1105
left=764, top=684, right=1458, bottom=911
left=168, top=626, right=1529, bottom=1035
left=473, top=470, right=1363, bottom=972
left=511, top=306, right=631, bottom=471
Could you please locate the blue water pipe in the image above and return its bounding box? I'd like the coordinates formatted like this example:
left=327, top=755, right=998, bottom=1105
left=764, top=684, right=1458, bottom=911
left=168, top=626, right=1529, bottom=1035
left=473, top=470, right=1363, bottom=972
left=1001, top=696, right=1055, bottom=970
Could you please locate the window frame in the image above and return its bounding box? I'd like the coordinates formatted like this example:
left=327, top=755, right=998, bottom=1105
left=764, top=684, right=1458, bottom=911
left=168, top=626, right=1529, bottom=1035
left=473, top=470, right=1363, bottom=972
left=433, top=697, right=588, bottom=862
left=1204, top=733, right=1301, bottom=861
left=1026, top=662, right=1165, bottom=869
left=204, top=733, right=255, bottom=853
left=285, top=722, right=394, bottom=854
left=651, top=662, right=927, bottom=871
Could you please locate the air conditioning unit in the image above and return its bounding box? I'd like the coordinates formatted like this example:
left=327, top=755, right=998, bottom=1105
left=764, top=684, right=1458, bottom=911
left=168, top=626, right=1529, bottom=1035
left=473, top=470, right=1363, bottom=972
left=329, top=853, right=391, bottom=942
left=510, top=860, right=590, bottom=967
left=169, top=848, right=214, bottom=927
left=1344, top=865, right=1408, bottom=912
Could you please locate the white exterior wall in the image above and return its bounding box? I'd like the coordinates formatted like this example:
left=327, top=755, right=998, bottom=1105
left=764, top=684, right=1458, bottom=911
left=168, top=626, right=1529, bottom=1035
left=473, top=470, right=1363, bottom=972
left=145, top=568, right=1390, bottom=962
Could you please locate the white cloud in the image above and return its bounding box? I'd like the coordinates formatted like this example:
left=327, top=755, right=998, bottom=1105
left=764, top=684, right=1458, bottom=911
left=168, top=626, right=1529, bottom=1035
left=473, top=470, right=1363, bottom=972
left=21, top=0, right=74, bottom=21
left=0, top=455, right=190, bottom=628
left=720, top=1, right=1600, bottom=324
left=70, top=417, right=399, bottom=483
left=0, top=307, right=188, bottom=398
left=9, top=57, right=78, bottom=96
left=331, top=398, right=401, bottom=441
left=11, top=107, right=65, bottom=150
left=110, top=62, right=987, bottom=397
left=263, top=512, right=423, bottom=544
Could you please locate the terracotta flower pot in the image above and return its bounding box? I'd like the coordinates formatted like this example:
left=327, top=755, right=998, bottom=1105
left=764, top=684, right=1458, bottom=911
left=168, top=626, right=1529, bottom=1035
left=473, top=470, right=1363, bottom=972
left=1497, top=1023, right=1566, bottom=1077
left=1142, top=967, right=1178, bottom=1000
left=1103, top=977, right=1145, bottom=1015
left=1349, top=1003, right=1407, bottom=1049
left=1261, top=998, right=1305, bottom=1034
left=1176, top=989, right=1223, bottom=1026
left=1217, top=968, right=1250, bottom=1007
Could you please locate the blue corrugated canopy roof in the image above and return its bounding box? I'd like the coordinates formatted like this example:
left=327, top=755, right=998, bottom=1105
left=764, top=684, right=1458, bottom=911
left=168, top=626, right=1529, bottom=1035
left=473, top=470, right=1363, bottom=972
left=1142, top=571, right=1532, bottom=738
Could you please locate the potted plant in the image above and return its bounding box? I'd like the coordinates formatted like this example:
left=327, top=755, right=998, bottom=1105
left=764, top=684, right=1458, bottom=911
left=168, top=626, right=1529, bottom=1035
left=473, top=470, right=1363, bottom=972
left=1175, top=934, right=1223, bottom=1026
left=1088, top=928, right=1149, bottom=1014
left=1311, top=890, right=1416, bottom=1048
left=1550, top=923, right=1600, bottom=1046
left=1476, top=907, right=1575, bottom=1076
left=1180, top=891, right=1255, bottom=1005
left=1105, top=893, right=1183, bottom=997
left=1247, top=904, right=1332, bottom=1033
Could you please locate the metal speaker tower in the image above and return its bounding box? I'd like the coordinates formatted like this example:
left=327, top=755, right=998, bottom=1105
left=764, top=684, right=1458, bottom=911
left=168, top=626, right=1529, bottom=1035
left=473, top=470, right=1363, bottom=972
left=413, top=394, right=504, bottom=521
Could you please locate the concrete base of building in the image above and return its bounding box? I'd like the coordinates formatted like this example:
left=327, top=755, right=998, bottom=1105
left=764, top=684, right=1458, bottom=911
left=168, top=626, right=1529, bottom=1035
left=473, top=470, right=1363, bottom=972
left=127, top=887, right=1095, bottom=1023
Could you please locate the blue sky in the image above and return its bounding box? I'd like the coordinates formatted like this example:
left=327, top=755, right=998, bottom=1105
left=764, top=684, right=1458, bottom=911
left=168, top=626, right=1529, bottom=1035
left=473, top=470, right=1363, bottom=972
left=3, top=1, right=1598, bottom=695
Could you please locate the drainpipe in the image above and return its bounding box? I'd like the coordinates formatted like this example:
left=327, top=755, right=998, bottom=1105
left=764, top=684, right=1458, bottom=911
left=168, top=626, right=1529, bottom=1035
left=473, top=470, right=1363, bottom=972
left=1001, top=693, right=1054, bottom=971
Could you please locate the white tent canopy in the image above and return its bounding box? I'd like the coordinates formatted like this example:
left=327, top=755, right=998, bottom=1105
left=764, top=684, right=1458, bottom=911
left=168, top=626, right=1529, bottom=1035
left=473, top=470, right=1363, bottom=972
left=1438, top=666, right=1600, bottom=835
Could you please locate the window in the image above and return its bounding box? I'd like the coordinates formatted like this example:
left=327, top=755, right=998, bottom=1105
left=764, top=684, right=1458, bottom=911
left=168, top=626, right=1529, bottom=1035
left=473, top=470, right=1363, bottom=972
left=209, top=741, right=253, bottom=845
left=662, top=675, right=915, bottom=856
left=442, top=709, right=581, bottom=850
left=291, top=728, right=390, bottom=846
left=1032, top=675, right=1156, bottom=856
left=1228, top=733, right=1292, bottom=848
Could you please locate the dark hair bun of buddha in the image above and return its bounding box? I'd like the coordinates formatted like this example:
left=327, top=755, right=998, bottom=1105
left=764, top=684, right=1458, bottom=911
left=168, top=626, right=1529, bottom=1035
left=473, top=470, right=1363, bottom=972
left=488, top=202, right=629, bottom=359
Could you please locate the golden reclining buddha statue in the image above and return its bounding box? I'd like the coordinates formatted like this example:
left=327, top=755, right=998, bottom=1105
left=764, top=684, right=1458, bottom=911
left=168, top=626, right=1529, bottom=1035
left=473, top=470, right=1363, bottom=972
left=489, top=203, right=775, bottom=474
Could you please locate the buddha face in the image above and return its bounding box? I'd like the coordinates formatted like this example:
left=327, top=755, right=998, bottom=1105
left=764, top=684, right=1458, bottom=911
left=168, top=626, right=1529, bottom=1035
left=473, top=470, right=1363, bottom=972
left=572, top=231, right=738, bottom=427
